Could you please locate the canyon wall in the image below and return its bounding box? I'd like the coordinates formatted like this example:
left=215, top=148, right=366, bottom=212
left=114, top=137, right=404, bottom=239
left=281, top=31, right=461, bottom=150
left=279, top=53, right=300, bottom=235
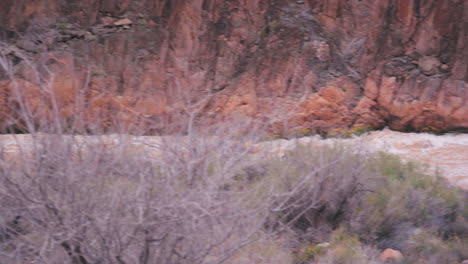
left=0, top=0, right=467, bottom=134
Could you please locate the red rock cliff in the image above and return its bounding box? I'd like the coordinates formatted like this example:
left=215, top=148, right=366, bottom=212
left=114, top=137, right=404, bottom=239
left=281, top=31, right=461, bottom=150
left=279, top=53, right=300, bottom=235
left=0, top=0, right=467, bottom=134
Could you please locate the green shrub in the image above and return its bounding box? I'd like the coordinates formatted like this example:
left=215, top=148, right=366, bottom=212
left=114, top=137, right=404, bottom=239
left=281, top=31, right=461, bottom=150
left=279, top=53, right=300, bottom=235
left=294, top=242, right=328, bottom=263
left=326, top=124, right=372, bottom=138
left=56, top=23, right=69, bottom=30
left=351, top=153, right=467, bottom=249
left=405, top=229, right=467, bottom=263
left=312, top=227, right=382, bottom=264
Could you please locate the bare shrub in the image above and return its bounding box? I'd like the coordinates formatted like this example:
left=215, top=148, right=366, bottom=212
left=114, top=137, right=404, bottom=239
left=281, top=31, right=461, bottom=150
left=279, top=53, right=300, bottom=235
left=0, top=99, right=302, bottom=264
left=0, top=131, right=380, bottom=264
left=264, top=143, right=374, bottom=242
left=0, top=132, right=267, bottom=263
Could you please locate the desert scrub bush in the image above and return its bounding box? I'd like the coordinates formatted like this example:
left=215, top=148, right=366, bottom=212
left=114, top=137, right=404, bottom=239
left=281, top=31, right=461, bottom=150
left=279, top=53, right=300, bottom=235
left=404, top=229, right=468, bottom=264
left=0, top=131, right=279, bottom=264
left=263, top=143, right=375, bottom=242
left=311, top=227, right=382, bottom=264
left=0, top=127, right=282, bottom=264
left=326, top=124, right=371, bottom=138
left=294, top=241, right=330, bottom=263
left=269, top=148, right=467, bottom=264
left=1, top=131, right=374, bottom=264
left=350, top=152, right=467, bottom=250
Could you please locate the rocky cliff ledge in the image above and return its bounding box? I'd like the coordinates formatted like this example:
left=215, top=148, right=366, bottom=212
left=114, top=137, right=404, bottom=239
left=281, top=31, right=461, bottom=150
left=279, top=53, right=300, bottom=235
left=0, top=0, right=467, bottom=134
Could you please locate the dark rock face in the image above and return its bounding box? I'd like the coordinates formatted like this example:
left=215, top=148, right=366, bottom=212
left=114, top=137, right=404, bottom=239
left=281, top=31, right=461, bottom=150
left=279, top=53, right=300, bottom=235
left=0, top=0, right=466, bottom=133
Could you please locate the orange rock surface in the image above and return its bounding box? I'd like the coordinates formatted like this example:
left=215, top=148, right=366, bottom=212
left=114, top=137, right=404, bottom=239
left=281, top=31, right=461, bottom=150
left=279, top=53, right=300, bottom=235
left=0, top=0, right=466, bottom=133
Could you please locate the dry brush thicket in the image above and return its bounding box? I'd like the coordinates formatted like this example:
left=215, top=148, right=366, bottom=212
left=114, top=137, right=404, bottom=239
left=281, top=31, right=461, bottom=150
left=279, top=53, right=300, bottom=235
left=0, top=47, right=467, bottom=264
